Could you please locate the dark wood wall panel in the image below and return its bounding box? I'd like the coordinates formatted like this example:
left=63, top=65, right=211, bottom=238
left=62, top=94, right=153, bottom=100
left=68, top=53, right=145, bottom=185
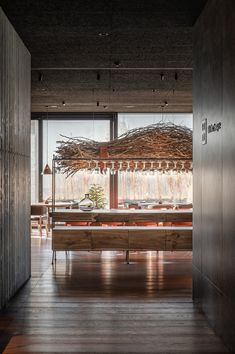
left=193, top=0, right=235, bottom=351
left=0, top=8, right=31, bottom=309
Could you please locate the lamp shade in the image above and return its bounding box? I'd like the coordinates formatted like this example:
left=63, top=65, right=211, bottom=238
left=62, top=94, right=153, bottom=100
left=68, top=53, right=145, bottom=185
left=42, top=163, right=52, bottom=175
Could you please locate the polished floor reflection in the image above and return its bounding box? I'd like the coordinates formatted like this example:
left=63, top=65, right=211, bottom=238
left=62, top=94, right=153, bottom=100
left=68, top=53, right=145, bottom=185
left=0, top=237, right=228, bottom=353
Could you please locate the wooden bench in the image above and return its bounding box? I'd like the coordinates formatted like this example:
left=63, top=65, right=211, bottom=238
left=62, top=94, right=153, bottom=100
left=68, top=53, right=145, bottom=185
left=52, top=225, right=192, bottom=264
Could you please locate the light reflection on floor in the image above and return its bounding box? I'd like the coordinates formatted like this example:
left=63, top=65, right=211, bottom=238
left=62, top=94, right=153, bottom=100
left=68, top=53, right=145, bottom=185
left=31, top=229, right=192, bottom=296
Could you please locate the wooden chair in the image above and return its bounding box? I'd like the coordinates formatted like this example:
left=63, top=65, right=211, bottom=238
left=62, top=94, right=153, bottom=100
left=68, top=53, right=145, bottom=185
left=31, top=205, right=48, bottom=237
left=128, top=203, right=140, bottom=209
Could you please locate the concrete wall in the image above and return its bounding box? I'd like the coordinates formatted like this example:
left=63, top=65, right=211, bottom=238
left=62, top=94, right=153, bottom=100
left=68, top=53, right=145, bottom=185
left=0, top=8, right=31, bottom=308
left=193, top=0, right=235, bottom=351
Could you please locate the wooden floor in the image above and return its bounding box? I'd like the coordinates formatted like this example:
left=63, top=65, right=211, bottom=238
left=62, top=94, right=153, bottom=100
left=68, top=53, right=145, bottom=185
left=0, top=233, right=228, bottom=353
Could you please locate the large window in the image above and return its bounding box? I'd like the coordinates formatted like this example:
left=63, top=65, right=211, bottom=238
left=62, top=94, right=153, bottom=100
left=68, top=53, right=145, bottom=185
left=31, top=113, right=193, bottom=207
left=118, top=113, right=193, bottom=206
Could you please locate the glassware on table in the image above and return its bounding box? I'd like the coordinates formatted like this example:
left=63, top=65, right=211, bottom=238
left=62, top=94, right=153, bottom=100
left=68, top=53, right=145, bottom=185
left=79, top=194, right=94, bottom=211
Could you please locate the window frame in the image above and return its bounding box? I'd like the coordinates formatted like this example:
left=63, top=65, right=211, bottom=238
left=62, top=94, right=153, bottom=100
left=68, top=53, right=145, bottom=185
left=31, top=112, right=192, bottom=206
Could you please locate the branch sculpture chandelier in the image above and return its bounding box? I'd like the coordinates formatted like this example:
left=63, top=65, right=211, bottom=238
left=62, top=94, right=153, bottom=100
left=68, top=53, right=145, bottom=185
left=55, top=123, right=192, bottom=176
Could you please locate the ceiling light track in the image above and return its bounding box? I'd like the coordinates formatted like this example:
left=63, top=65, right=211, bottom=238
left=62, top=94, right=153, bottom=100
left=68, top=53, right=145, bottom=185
left=32, top=67, right=193, bottom=71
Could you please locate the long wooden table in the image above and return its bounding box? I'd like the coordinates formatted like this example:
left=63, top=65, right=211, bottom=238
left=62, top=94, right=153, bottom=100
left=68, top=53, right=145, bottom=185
left=51, top=209, right=192, bottom=264
left=51, top=208, right=192, bottom=223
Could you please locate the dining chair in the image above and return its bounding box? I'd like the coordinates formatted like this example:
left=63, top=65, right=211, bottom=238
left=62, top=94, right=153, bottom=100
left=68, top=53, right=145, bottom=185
left=175, top=203, right=193, bottom=210
left=31, top=205, right=48, bottom=237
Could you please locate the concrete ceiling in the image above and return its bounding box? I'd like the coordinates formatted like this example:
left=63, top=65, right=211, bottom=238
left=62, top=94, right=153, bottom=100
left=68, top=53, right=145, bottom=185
left=0, top=0, right=207, bottom=113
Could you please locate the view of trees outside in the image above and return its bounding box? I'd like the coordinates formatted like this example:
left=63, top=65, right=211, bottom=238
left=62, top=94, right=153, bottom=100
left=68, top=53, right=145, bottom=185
left=118, top=114, right=193, bottom=205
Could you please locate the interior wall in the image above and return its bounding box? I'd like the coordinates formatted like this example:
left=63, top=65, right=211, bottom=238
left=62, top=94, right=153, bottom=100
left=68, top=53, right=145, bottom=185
left=193, top=0, right=235, bottom=351
left=0, top=8, right=31, bottom=308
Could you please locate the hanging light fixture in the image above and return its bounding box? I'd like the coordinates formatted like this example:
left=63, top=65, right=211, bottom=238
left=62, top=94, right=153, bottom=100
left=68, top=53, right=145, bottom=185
left=41, top=106, right=52, bottom=175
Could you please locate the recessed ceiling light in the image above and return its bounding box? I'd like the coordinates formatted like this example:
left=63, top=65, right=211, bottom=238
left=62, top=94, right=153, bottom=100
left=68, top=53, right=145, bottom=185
left=98, top=32, right=109, bottom=37
left=50, top=105, right=58, bottom=108
left=114, top=60, right=121, bottom=67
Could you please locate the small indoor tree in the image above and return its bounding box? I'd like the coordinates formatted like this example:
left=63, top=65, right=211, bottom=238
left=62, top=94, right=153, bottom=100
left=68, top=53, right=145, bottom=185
left=88, top=184, right=106, bottom=209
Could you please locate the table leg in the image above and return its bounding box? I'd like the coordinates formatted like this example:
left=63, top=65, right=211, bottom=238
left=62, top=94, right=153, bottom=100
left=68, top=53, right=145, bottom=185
left=52, top=251, right=56, bottom=264
left=126, top=250, right=130, bottom=264
left=47, top=208, right=51, bottom=232
left=39, top=216, right=42, bottom=237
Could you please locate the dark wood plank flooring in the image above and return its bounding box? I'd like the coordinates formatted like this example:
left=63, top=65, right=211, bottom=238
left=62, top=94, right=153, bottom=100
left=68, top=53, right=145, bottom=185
left=0, top=235, right=228, bottom=353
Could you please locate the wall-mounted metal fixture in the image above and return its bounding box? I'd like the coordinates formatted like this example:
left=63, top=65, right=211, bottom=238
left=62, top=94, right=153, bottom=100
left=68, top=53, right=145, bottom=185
left=202, top=118, right=207, bottom=145
left=208, top=122, right=222, bottom=133
left=39, top=72, right=43, bottom=81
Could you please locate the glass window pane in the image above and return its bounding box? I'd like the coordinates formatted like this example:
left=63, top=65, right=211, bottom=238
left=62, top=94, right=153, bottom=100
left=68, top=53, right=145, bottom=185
left=43, top=120, right=110, bottom=205
left=118, top=113, right=193, bottom=206
left=118, top=113, right=193, bottom=135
